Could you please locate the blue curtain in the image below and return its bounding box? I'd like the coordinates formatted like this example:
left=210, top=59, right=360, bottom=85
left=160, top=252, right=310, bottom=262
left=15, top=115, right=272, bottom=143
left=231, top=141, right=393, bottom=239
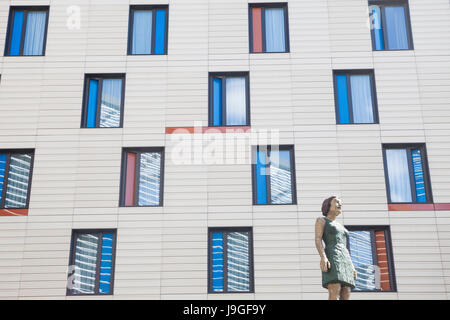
left=226, top=77, right=246, bottom=125
left=9, top=11, right=24, bottom=56
left=99, top=79, right=122, bottom=128
left=154, top=9, right=166, bottom=54
left=264, top=8, right=286, bottom=52
left=132, top=10, right=152, bottom=54
left=350, top=75, right=374, bottom=123
left=4, top=154, right=32, bottom=208
left=372, top=6, right=384, bottom=50
left=385, top=149, right=412, bottom=202
left=211, top=232, right=224, bottom=292
left=73, top=234, right=99, bottom=294
left=336, top=75, right=350, bottom=124
left=213, top=78, right=222, bottom=126
left=23, top=11, right=47, bottom=55
left=138, top=152, right=161, bottom=206
left=0, top=154, right=6, bottom=204
left=349, top=231, right=377, bottom=291
left=99, top=234, right=113, bottom=294
left=385, top=6, right=409, bottom=50
left=411, top=149, right=426, bottom=202
left=255, top=150, right=268, bottom=204
left=227, top=232, right=250, bottom=292
left=269, top=150, right=292, bottom=204
left=86, top=80, right=99, bottom=128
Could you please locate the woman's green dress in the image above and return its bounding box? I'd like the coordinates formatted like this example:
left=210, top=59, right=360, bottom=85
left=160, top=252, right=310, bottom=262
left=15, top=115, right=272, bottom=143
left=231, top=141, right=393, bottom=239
left=321, top=217, right=356, bottom=289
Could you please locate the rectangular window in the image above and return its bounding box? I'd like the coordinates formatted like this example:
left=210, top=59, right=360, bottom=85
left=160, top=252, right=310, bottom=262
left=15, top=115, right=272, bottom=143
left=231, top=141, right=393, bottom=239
left=208, top=227, right=254, bottom=293
left=382, top=144, right=432, bottom=203
left=67, top=229, right=117, bottom=295
left=249, top=3, right=289, bottom=53
left=209, top=72, right=250, bottom=127
left=346, top=226, right=396, bottom=292
left=333, top=70, right=379, bottom=124
left=120, top=148, right=164, bottom=207
left=128, top=5, right=168, bottom=55
left=5, top=7, right=49, bottom=56
left=369, top=1, right=413, bottom=50
left=81, top=74, right=125, bottom=128
left=0, top=150, right=34, bottom=209
left=252, top=145, right=297, bottom=205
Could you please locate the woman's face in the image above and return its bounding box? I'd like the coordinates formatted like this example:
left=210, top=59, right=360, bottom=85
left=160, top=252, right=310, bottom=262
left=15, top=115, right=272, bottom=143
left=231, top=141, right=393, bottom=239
left=330, top=197, right=343, bottom=216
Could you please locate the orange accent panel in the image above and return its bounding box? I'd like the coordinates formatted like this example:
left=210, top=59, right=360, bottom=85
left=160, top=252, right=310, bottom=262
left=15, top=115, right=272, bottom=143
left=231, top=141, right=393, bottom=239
left=388, top=203, right=435, bottom=211
left=165, top=126, right=251, bottom=134
left=375, top=230, right=390, bottom=291
left=0, top=209, right=28, bottom=216
left=252, top=8, right=263, bottom=52
left=434, top=203, right=450, bottom=211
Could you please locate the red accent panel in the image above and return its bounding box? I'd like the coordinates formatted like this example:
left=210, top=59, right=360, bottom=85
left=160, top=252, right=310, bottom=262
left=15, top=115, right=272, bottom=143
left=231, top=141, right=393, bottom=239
left=252, top=8, right=263, bottom=53
left=375, top=231, right=391, bottom=291
left=0, top=209, right=28, bottom=216
left=125, top=153, right=137, bottom=206
left=434, top=203, right=450, bottom=211
left=388, top=203, right=435, bottom=211
left=165, top=126, right=251, bottom=134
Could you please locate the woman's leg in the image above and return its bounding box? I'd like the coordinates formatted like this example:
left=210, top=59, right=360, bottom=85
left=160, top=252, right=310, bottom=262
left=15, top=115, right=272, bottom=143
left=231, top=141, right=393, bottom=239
left=327, top=283, right=341, bottom=300
left=340, top=286, right=351, bottom=300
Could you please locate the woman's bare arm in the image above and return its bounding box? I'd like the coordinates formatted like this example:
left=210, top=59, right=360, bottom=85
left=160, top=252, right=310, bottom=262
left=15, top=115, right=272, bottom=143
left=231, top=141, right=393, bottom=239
left=315, top=217, right=330, bottom=272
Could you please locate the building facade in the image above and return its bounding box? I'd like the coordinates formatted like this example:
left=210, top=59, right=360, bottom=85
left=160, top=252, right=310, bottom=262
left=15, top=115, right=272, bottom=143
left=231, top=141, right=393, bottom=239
left=0, top=0, right=449, bottom=299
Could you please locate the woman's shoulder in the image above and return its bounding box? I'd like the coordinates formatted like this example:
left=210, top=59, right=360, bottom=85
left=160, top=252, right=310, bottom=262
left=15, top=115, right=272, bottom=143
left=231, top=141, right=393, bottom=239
left=316, top=217, right=326, bottom=224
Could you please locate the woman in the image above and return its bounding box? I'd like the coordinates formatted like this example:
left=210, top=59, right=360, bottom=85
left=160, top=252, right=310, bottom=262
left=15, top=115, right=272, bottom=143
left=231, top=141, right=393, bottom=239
left=314, top=196, right=357, bottom=300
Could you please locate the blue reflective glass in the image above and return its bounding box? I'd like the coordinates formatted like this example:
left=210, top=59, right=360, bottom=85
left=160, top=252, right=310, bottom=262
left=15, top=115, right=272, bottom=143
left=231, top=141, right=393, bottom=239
left=255, top=150, right=268, bottom=204
left=99, top=234, right=113, bottom=294
left=349, top=231, right=377, bottom=291
left=211, top=232, right=224, bottom=292
left=227, top=232, right=250, bottom=292
left=212, top=78, right=222, bottom=126
left=138, top=152, right=161, bottom=206
left=86, top=80, right=99, bottom=128
left=9, top=11, right=24, bottom=56
left=0, top=153, right=6, bottom=204
left=336, top=75, right=350, bottom=124
left=270, top=150, right=292, bottom=204
left=372, top=6, right=384, bottom=50
left=154, top=9, right=166, bottom=54
left=411, top=149, right=426, bottom=203
left=99, top=79, right=122, bottom=128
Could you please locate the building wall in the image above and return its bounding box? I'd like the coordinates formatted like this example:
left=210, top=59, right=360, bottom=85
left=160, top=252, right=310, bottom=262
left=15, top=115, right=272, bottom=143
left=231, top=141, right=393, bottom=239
left=0, top=0, right=449, bottom=299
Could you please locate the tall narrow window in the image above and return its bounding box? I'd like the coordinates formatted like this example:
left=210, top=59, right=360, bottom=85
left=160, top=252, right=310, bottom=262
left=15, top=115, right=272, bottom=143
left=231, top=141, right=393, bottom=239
left=67, top=229, right=117, bottom=295
left=209, top=72, right=250, bottom=127
left=249, top=4, right=289, bottom=53
left=333, top=70, right=379, bottom=124
left=369, top=1, right=413, bottom=50
left=120, top=148, right=164, bottom=207
left=0, top=150, right=34, bottom=209
left=81, top=74, right=125, bottom=128
left=382, top=144, right=432, bottom=203
left=252, top=146, right=296, bottom=205
left=5, top=7, right=49, bottom=56
left=346, top=226, right=396, bottom=292
left=128, top=5, right=168, bottom=55
left=208, top=227, right=254, bottom=293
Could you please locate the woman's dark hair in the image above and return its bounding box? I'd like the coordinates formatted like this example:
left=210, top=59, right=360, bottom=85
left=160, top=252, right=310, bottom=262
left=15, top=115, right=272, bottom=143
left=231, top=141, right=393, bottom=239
left=321, top=196, right=337, bottom=216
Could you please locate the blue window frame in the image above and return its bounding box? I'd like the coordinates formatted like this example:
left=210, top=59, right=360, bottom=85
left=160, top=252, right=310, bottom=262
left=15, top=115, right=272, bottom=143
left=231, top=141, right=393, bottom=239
left=369, top=1, right=413, bottom=51
left=252, top=145, right=297, bottom=205
left=0, top=150, right=34, bottom=209
left=209, top=72, right=250, bottom=127
left=333, top=70, right=379, bottom=124
left=382, top=144, right=432, bottom=204
left=208, top=227, right=254, bottom=293
left=346, top=226, right=396, bottom=292
left=5, top=7, right=49, bottom=56
left=128, top=5, right=168, bottom=55
left=81, top=74, right=125, bottom=128
left=67, top=229, right=117, bottom=296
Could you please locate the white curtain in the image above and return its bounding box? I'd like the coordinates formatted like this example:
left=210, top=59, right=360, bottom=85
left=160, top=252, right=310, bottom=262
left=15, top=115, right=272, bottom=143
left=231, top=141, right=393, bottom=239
left=227, top=232, right=250, bottom=292
left=132, top=10, right=152, bottom=54
left=100, top=79, right=122, bottom=127
left=385, top=6, right=409, bottom=50
left=264, top=8, right=286, bottom=52
left=4, top=154, right=32, bottom=208
left=23, top=11, right=46, bottom=55
left=386, top=149, right=412, bottom=202
left=350, top=75, right=374, bottom=123
left=138, top=152, right=161, bottom=206
left=226, top=77, right=246, bottom=125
